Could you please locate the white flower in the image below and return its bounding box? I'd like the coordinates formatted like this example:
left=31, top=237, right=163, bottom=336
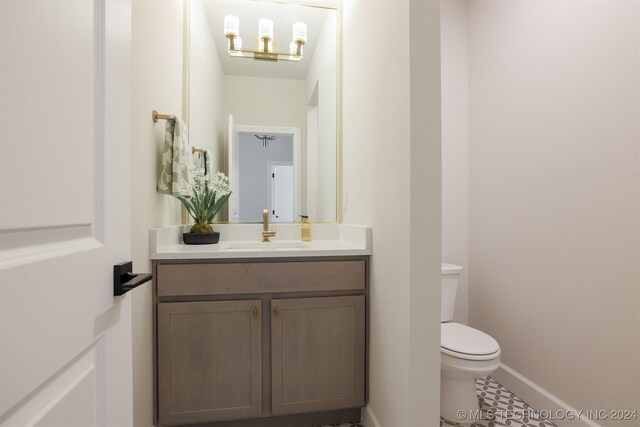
left=209, top=171, right=231, bottom=197
left=187, top=167, right=231, bottom=198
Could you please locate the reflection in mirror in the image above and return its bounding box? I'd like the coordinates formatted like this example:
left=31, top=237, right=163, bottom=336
left=188, top=0, right=339, bottom=223
left=233, top=129, right=299, bottom=223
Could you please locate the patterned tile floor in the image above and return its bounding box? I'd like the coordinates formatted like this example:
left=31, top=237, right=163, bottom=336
left=441, top=376, right=557, bottom=427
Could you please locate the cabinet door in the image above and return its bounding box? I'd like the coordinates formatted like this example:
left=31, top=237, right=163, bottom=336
left=158, top=300, right=262, bottom=425
left=271, top=296, right=365, bottom=415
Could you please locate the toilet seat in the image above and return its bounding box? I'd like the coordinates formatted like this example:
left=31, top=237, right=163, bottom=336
left=441, top=322, right=501, bottom=361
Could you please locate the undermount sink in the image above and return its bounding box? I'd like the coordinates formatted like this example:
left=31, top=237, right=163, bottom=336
left=221, top=241, right=310, bottom=251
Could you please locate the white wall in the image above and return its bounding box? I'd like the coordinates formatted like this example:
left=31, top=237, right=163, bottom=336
left=189, top=0, right=225, bottom=173
left=342, top=1, right=442, bottom=425
left=467, top=0, right=640, bottom=423
left=342, top=2, right=409, bottom=423
left=441, top=0, right=469, bottom=324
left=408, top=1, right=443, bottom=425
left=223, top=75, right=307, bottom=136
left=306, top=11, right=337, bottom=222
left=131, top=1, right=185, bottom=426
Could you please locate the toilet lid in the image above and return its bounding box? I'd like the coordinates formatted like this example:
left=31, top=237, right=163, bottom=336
left=441, top=323, right=500, bottom=360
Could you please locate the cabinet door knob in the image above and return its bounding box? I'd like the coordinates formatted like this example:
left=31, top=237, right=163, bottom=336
left=274, top=306, right=280, bottom=319
left=253, top=306, right=258, bottom=320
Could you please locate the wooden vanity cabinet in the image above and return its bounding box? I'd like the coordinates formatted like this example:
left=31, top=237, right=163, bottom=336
left=153, top=257, right=368, bottom=427
left=157, top=300, right=262, bottom=425
left=271, top=296, right=365, bottom=415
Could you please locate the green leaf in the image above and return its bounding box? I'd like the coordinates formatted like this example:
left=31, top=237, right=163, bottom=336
left=209, top=193, right=231, bottom=220
left=176, top=195, right=197, bottom=221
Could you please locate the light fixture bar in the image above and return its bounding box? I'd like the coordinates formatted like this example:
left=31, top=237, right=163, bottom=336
left=226, top=36, right=303, bottom=62
left=223, top=15, right=307, bottom=63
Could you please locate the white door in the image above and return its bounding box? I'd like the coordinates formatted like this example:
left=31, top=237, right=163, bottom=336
left=228, top=115, right=240, bottom=222
left=270, top=164, right=295, bottom=223
left=306, top=106, right=319, bottom=220
left=1, top=1, right=133, bottom=426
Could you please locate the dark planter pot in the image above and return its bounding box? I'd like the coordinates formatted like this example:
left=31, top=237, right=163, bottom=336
left=183, top=232, right=220, bottom=245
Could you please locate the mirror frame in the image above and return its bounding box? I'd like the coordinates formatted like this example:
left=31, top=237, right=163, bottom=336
left=182, top=0, right=343, bottom=224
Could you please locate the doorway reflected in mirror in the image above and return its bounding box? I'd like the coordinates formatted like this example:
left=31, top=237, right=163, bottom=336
left=231, top=130, right=297, bottom=223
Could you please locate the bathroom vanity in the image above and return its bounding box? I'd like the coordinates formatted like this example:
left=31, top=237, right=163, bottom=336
left=150, top=225, right=371, bottom=427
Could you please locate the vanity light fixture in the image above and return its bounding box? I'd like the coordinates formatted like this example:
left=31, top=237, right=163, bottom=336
left=224, top=15, right=307, bottom=62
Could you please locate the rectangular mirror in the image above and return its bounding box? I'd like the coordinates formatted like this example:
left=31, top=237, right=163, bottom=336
left=186, top=0, right=340, bottom=223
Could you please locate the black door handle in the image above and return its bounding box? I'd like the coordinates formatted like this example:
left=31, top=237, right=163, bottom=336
left=114, top=261, right=152, bottom=296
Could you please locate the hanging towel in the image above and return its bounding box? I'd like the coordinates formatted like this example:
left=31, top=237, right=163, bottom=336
left=157, top=117, right=192, bottom=196
left=203, top=149, right=215, bottom=177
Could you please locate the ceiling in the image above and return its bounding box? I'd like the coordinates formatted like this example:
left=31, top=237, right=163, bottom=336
left=202, top=0, right=332, bottom=80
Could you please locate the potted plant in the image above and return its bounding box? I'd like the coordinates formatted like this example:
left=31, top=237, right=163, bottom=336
left=176, top=168, right=231, bottom=244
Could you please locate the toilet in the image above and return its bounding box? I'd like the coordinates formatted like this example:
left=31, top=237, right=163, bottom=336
left=441, top=263, right=501, bottom=424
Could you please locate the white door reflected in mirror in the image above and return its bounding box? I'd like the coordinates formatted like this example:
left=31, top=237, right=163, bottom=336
left=271, top=163, right=295, bottom=222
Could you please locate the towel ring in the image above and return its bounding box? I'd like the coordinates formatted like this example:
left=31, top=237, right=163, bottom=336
left=152, top=110, right=175, bottom=123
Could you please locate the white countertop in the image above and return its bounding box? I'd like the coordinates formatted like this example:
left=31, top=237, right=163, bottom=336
left=150, top=224, right=372, bottom=260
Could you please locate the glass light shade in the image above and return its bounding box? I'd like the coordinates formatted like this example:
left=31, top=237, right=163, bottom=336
left=224, top=15, right=239, bottom=37
left=258, top=18, right=274, bottom=40
left=292, top=22, right=307, bottom=43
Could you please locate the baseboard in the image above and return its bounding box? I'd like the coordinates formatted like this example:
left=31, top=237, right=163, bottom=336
left=492, top=364, right=602, bottom=427
left=362, top=406, right=382, bottom=427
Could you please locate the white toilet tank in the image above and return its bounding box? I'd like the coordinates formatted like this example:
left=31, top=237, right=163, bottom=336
left=441, top=263, right=463, bottom=322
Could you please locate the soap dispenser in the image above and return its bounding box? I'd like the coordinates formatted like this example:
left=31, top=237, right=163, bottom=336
left=300, top=215, right=312, bottom=242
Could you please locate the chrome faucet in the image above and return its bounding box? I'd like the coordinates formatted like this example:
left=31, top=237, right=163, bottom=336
left=262, top=209, right=276, bottom=242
